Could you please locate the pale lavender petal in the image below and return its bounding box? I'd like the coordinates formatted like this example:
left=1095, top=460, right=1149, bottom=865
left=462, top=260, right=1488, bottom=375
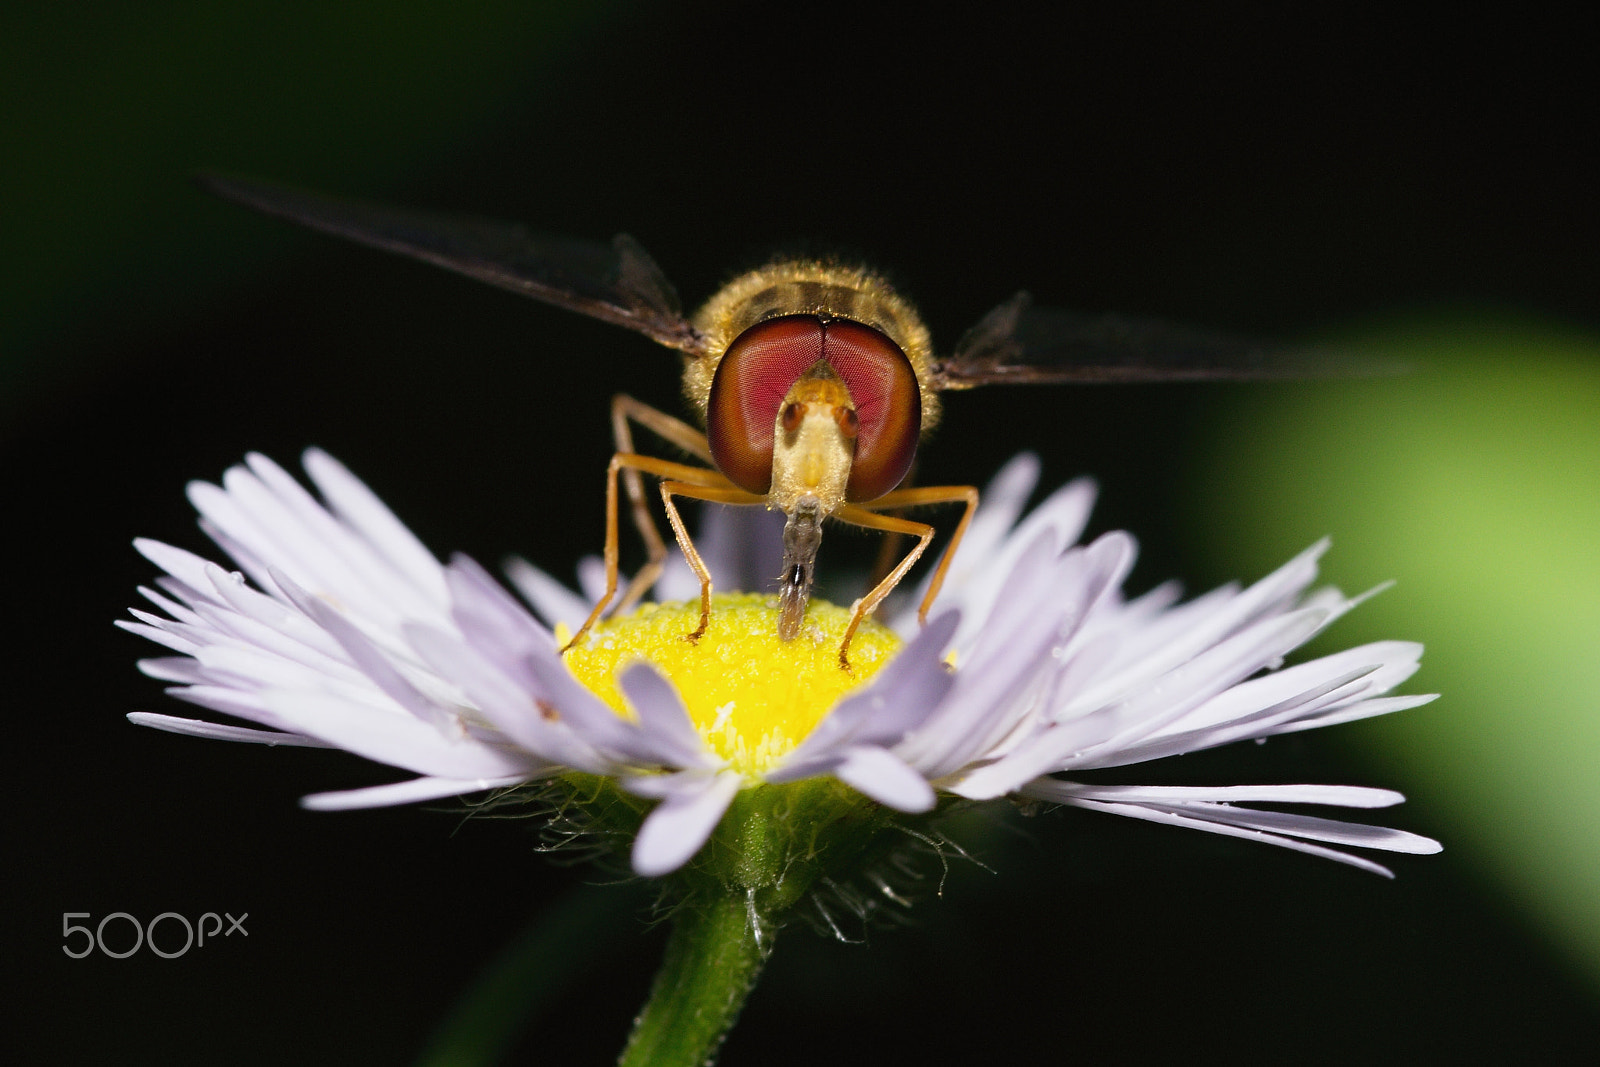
left=301, top=773, right=532, bottom=810
left=166, top=683, right=284, bottom=726
left=950, top=604, right=1334, bottom=798
left=1156, top=803, right=1441, bottom=854
left=1053, top=796, right=1402, bottom=877
left=889, top=454, right=1042, bottom=625
left=576, top=556, right=607, bottom=604
left=402, top=623, right=610, bottom=773
left=617, top=662, right=720, bottom=769
left=629, top=771, right=742, bottom=877
left=258, top=690, right=533, bottom=779
left=276, top=575, right=456, bottom=731
left=523, top=644, right=676, bottom=766
left=654, top=546, right=699, bottom=603
left=302, top=448, right=448, bottom=602
left=117, top=618, right=201, bottom=656
left=1058, top=540, right=1329, bottom=715
left=782, top=611, right=959, bottom=764
left=127, top=712, right=334, bottom=747
left=895, top=531, right=1068, bottom=774
left=135, top=583, right=203, bottom=625
left=902, top=469, right=1099, bottom=646
left=243, top=452, right=447, bottom=620
left=1075, top=604, right=1332, bottom=756
left=1024, top=779, right=1440, bottom=860
left=1096, top=644, right=1428, bottom=766
left=444, top=556, right=556, bottom=666
left=137, top=657, right=211, bottom=684
left=1030, top=782, right=1407, bottom=807
left=1147, top=640, right=1424, bottom=741
left=1270, top=692, right=1439, bottom=733
left=187, top=478, right=376, bottom=620
left=905, top=532, right=1134, bottom=780
left=651, top=504, right=786, bottom=600
left=186, top=579, right=356, bottom=681
left=134, top=539, right=232, bottom=605
left=504, top=556, right=593, bottom=630
left=833, top=746, right=936, bottom=812
left=192, top=517, right=282, bottom=602
left=1091, top=664, right=1381, bottom=769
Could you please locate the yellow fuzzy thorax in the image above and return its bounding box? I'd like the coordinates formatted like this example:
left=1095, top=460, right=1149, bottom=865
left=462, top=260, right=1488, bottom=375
left=560, top=594, right=901, bottom=776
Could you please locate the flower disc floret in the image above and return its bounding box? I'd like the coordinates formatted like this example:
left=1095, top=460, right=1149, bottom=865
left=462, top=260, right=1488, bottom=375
left=561, top=594, right=899, bottom=777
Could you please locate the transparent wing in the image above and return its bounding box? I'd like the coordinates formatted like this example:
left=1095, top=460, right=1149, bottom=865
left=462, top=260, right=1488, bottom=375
left=931, top=292, right=1385, bottom=390
left=200, top=173, right=709, bottom=354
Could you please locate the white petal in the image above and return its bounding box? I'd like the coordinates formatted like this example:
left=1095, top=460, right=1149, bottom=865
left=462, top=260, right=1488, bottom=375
left=783, top=610, right=959, bottom=763
left=259, top=690, right=532, bottom=779
left=522, top=644, right=672, bottom=766
left=242, top=453, right=445, bottom=622
left=1151, top=640, right=1424, bottom=741
left=504, top=556, right=592, bottom=630
left=117, top=618, right=201, bottom=656
left=281, top=580, right=455, bottom=731
left=892, top=453, right=1046, bottom=628
left=1056, top=796, right=1403, bottom=877
left=576, top=556, right=607, bottom=604
left=135, top=583, right=203, bottom=624
left=1028, top=781, right=1407, bottom=807
left=1162, top=802, right=1441, bottom=854
left=906, top=533, right=1135, bottom=781
left=1270, top=692, right=1439, bottom=733
left=1060, top=539, right=1329, bottom=715
left=896, top=532, right=1071, bottom=775
left=687, top=505, right=786, bottom=595
left=134, top=539, right=231, bottom=605
left=402, top=623, right=610, bottom=773
left=137, top=657, right=208, bottom=684
left=617, top=662, right=720, bottom=769
left=629, top=771, right=742, bottom=877
left=127, top=712, right=334, bottom=747
left=833, top=746, right=936, bottom=812
left=302, top=448, right=448, bottom=603
left=301, top=774, right=532, bottom=810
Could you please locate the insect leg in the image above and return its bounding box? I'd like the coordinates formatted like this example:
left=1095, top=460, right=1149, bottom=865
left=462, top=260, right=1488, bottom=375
left=833, top=484, right=979, bottom=668
left=863, top=484, right=981, bottom=625
left=657, top=480, right=767, bottom=642
left=562, top=454, right=742, bottom=653
left=867, top=458, right=919, bottom=589
left=829, top=507, right=936, bottom=670
left=610, top=395, right=714, bottom=613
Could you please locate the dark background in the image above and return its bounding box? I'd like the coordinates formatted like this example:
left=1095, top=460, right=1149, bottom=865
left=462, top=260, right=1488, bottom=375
left=8, top=3, right=1599, bottom=1063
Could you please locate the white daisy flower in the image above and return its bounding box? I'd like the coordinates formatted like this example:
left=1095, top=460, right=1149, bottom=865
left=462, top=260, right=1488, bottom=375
left=124, top=450, right=1439, bottom=881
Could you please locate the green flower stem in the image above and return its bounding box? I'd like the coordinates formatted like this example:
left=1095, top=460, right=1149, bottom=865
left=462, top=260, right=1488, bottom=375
left=617, top=891, right=769, bottom=1067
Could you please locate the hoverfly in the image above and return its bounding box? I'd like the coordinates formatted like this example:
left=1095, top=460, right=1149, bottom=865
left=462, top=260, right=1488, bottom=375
left=203, top=175, right=1334, bottom=667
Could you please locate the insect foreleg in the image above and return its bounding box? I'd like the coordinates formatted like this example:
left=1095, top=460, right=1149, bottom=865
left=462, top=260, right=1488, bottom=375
left=863, top=484, right=981, bottom=626
left=833, top=484, right=980, bottom=669
left=563, top=453, right=742, bottom=653
left=610, top=395, right=715, bottom=613
left=657, top=480, right=766, bottom=642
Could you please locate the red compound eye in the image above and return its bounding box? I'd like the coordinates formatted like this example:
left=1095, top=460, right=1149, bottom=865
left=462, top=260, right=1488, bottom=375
left=707, top=315, right=920, bottom=500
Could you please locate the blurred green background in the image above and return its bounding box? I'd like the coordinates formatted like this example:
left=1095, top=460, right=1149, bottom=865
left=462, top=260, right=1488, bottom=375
left=1197, top=317, right=1600, bottom=989
left=8, top=3, right=1598, bottom=1063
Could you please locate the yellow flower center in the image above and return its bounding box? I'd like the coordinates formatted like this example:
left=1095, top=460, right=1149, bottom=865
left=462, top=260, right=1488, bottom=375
left=560, top=593, right=901, bottom=776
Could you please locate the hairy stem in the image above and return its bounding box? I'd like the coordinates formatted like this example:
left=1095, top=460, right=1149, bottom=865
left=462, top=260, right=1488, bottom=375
left=616, top=891, right=770, bottom=1067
